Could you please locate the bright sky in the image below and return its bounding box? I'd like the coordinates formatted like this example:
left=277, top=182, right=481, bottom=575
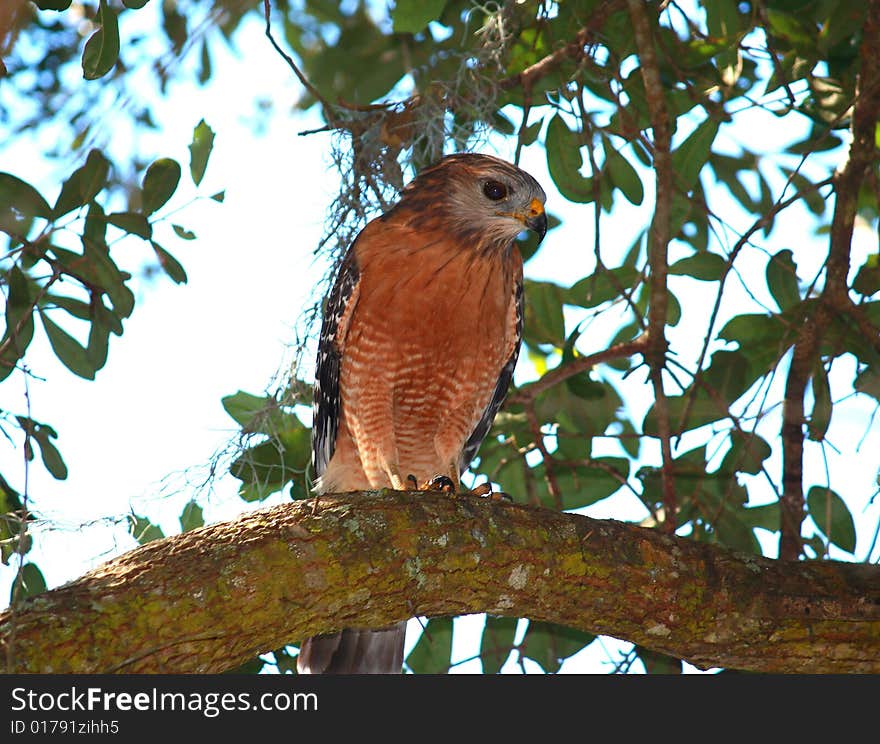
left=1, top=5, right=878, bottom=674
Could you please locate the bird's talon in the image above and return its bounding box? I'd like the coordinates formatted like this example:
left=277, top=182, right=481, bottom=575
left=425, top=474, right=456, bottom=493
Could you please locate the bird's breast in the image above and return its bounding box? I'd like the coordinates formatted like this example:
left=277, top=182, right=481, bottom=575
left=339, top=234, right=521, bottom=476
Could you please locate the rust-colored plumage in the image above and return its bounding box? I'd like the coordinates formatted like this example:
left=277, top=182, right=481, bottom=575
left=298, top=153, right=547, bottom=674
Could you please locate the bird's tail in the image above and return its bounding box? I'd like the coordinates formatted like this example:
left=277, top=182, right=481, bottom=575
left=296, top=622, right=406, bottom=674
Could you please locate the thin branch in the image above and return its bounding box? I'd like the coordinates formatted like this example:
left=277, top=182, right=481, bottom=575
left=508, top=337, right=649, bottom=405
left=678, top=176, right=834, bottom=436
left=498, top=0, right=625, bottom=92
left=627, top=0, right=676, bottom=533
left=779, top=0, right=880, bottom=559
left=262, top=0, right=336, bottom=120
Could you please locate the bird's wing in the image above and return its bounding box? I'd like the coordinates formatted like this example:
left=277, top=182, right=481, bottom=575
left=459, top=275, right=524, bottom=474
left=311, top=248, right=360, bottom=479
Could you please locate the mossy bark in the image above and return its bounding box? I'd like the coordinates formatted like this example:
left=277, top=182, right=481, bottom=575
left=1, top=491, right=878, bottom=673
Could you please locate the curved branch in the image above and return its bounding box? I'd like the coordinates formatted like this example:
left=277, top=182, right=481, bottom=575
left=1, top=492, right=878, bottom=674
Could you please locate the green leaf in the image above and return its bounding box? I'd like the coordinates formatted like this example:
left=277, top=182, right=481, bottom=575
left=53, top=150, right=111, bottom=219
left=31, top=424, right=68, bottom=480
left=806, top=486, right=856, bottom=553
left=854, top=364, right=880, bottom=400
left=150, top=241, right=188, bottom=284
left=83, top=200, right=107, bottom=248
left=179, top=500, right=204, bottom=532
left=853, top=253, right=880, bottom=297
left=0, top=173, right=52, bottom=235
left=808, top=363, right=832, bottom=441
left=107, top=211, right=152, bottom=239
left=197, top=38, right=212, bottom=85
left=122, top=0, right=151, bottom=8
left=39, top=311, right=96, bottom=380
left=489, top=109, right=516, bottom=136
left=189, top=119, right=215, bottom=186
left=671, top=117, right=719, bottom=193
left=519, top=118, right=543, bottom=146
left=2, top=264, right=36, bottom=378
left=718, top=313, right=792, bottom=375
left=392, top=0, right=446, bottom=34
left=221, top=391, right=295, bottom=434
left=86, top=317, right=110, bottom=371
left=230, top=422, right=312, bottom=501
left=765, top=248, right=800, bottom=312
left=480, top=616, right=518, bottom=674
left=566, top=264, right=641, bottom=309
left=780, top=167, right=826, bottom=215
left=172, top=224, right=196, bottom=240
left=520, top=621, right=594, bottom=673
left=743, top=501, right=780, bottom=532
left=549, top=459, right=629, bottom=511
left=44, top=294, right=90, bottom=321
left=54, top=239, right=135, bottom=320
left=523, top=280, right=566, bottom=346
left=720, top=431, right=771, bottom=476
left=82, top=0, right=120, bottom=80
left=210, top=190, right=226, bottom=203
left=35, top=0, right=73, bottom=9
left=603, top=138, right=644, bottom=206
left=545, top=115, right=594, bottom=203
left=10, top=562, right=47, bottom=604
left=129, top=513, right=165, bottom=545
left=669, top=251, right=726, bottom=281
left=406, top=617, right=453, bottom=673
left=5, top=264, right=33, bottom=311
left=142, top=158, right=181, bottom=215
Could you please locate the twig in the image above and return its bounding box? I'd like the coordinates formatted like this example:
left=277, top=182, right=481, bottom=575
left=678, top=176, right=834, bottom=436
left=524, top=404, right=562, bottom=509
left=508, top=337, right=649, bottom=405
left=262, top=0, right=337, bottom=121
left=5, top=366, right=32, bottom=671
left=627, top=0, right=676, bottom=533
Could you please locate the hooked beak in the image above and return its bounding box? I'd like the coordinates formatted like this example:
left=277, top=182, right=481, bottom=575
left=518, top=198, right=547, bottom=242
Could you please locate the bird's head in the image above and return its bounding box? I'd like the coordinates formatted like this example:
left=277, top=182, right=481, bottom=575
left=396, top=153, right=547, bottom=252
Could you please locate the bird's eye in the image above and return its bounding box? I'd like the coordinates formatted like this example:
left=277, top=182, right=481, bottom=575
left=482, top=180, right=508, bottom=201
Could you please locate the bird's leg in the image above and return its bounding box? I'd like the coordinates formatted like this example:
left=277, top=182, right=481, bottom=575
left=387, top=469, right=409, bottom=490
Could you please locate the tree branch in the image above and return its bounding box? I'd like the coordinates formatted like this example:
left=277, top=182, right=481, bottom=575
left=780, top=0, right=880, bottom=559
left=1, top=492, right=878, bottom=674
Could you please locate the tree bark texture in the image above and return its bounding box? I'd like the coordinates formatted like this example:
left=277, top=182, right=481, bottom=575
left=1, top=491, right=878, bottom=673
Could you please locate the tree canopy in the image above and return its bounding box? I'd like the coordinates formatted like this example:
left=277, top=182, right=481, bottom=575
left=1, top=0, right=879, bottom=674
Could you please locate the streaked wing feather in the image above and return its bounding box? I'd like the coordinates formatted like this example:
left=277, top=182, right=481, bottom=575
left=312, top=249, right=360, bottom=478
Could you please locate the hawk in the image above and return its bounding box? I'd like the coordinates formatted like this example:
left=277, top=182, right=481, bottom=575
left=297, top=153, right=547, bottom=674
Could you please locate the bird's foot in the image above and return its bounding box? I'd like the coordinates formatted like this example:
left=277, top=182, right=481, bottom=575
left=425, top=474, right=456, bottom=493
left=413, top=475, right=511, bottom=501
